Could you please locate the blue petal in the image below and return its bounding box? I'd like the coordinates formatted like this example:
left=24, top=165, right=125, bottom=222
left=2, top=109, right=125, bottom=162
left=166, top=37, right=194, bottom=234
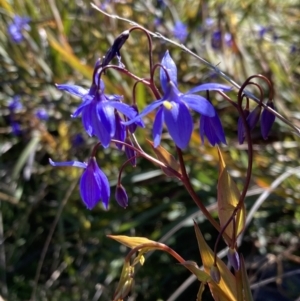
left=164, top=101, right=193, bottom=149
left=49, top=158, right=87, bottom=169
left=71, top=95, right=94, bottom=118
left=182, top=94, right=215, bottom=117
left=81, top=104, right=94, bottom=136
left=97, top=168, right=110, bottom=210
left=160, top=50, right=177, bottom=93
left=109, top=101, right=137, bottom=120
left=56, top=84, right=88, bottom=98
left=153, top=106, right=164, bottom=147
left=187, top=83, right=232, bottom=94
left=200, top=113, right=226, bottom=146
left=98, top=104, right=116, bottom=137
left=91, top=106, right=111, bottom=147
left=123, top=100, right=164, bottom=125
left=114, top=113, right=126, bottom=150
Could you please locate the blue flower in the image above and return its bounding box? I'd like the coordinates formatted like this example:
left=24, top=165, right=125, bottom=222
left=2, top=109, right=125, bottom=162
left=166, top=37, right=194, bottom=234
left=124, top=51, right=231, bottom=149
left=8, top=96, right=22, bottom=111
left=7, top=15, right=30, bottom=43
left=35, top=108, right=49, bottom=120
left=211, top=30, right=222, bottom=49
left=56, top=64, right=142, bottom=148
left=49, top=157, right=110, bottom=210
left=173, top=21, right=188, bottom=43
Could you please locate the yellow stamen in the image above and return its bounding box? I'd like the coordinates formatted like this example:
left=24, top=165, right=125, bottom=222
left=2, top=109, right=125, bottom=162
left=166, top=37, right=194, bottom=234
left=163, top=101, right=172, bottom=110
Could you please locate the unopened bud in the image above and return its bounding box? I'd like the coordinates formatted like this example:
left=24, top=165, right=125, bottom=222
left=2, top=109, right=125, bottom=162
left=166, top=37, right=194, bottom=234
left=261, top=101, right=276, bottom=140
left=210, top=264, right=221, bottom=284
left=227, top=248, right=240, bottom=271
left=125, top=137, right=136, bottom=166
left=115, top=185, right=128, bottom=208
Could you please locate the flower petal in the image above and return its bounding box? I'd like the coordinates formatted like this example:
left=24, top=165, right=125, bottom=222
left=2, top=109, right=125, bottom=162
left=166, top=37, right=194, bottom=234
left=200, top=113, right=226, bottom=146
left=114, top=113, right=126, bottom=150
left=98, top=103, right=116, bottom=137
left=164, top=101, right=193, bottom=149
left=109, top=101, right=137, bottom=120
left=123, top=100, right=164, bottom=126
left=187, top=83, right=232, bottom=94
left=153, top=106, right=164, bottom=147
left=71, top=95, right=94, bottom=118
left=160, top=50, right=177, bottom=93
left=182, top=94, right=215, bottom=117
left=49, top=158, right=87, bottom=169
left=97, top=168, right=111, bottom=210
left=56, top=84, right=88, bottom=98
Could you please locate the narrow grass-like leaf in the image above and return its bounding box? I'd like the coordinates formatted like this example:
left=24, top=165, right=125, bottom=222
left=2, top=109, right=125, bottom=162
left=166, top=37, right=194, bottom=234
left=194, top=221, right=237, bottom=301
left=147, top=139, right=181, bottom=177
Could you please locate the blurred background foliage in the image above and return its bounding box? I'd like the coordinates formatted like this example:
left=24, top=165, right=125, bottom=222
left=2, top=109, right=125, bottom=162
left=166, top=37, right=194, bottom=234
left=1, top=0, right=300, bottom=300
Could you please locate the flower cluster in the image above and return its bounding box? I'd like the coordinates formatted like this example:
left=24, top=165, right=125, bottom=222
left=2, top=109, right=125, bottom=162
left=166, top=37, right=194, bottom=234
left=50, top=30, right=275, bottom=211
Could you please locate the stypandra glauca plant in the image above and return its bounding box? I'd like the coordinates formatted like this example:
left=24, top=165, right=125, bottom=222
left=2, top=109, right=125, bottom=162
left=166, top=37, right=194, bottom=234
left=49, top=5, right=285, bottom=301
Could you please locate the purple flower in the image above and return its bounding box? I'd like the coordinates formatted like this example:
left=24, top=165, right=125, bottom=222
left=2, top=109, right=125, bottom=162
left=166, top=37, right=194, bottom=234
left=8, top=96, right=22, bottom=111
left=7, top=15, right=31, bottom=43
left=115, top=185, right=128, bottom=208
left=200, top=111, right=226, bottom=146
left=72, top=134, right=85, bottom=147
left=56, top=61, right=142, bottom=148
left=124, top=51, right=231, bottom=149
left=173, top=21, right=188, bottom=43
left=211, top=30, right=222, bottom=49
left=35, top=108, right=49, bottom=120
left=49, top=157, right=110, bottom=210
left=205, top=18, right=214, bottom=28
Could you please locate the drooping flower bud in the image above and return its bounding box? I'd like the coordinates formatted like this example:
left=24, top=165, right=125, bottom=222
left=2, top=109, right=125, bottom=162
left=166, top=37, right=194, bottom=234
left=210, top=264, right=221, bottom=284
left=237, top=108, right=249, bottom=144
left=125, top=137, right=137, bottom=167
left=261, top=101, right=276, bottom=140
left=246, top=105, right=261, bottom=131
left=115, top=185, right=128, bottom=208
left=227, top=248, right=240, bottom=271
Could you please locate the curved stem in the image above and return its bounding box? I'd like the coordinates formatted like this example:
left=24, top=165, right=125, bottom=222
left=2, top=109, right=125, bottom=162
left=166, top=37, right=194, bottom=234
left=125, top=242, right=186, bottom=264
left=176, top=147, right=231, bottom=242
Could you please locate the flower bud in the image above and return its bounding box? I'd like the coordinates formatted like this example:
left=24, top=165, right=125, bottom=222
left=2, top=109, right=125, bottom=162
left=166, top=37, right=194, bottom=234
left=125, top=137, right=136, bottom=166
left=261, top=101, right=276, bottom=140
left=128, top=104, right=139, bottom=134
left=246, top=106, right=261, bottom=131
left=115, top=185, right=128, bottom=208
left=210, top=264, right=221, bottom=284
left=237, top=108, right=249, bottom=144
left=227, top=248, right=240, bottom=271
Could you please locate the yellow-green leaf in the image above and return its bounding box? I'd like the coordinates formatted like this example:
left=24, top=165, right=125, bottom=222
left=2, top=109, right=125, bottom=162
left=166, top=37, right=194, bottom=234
left=217, top=147, right=245, bottom=243
left=240, top=255, right=254, bottom=301
left=147, top=140, right=181, bottom=178
left=194, top=221, right=237, bottom=301
left=180, top=261, right=211, bottom=282
left=108, top=235, right=156, bottom=249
